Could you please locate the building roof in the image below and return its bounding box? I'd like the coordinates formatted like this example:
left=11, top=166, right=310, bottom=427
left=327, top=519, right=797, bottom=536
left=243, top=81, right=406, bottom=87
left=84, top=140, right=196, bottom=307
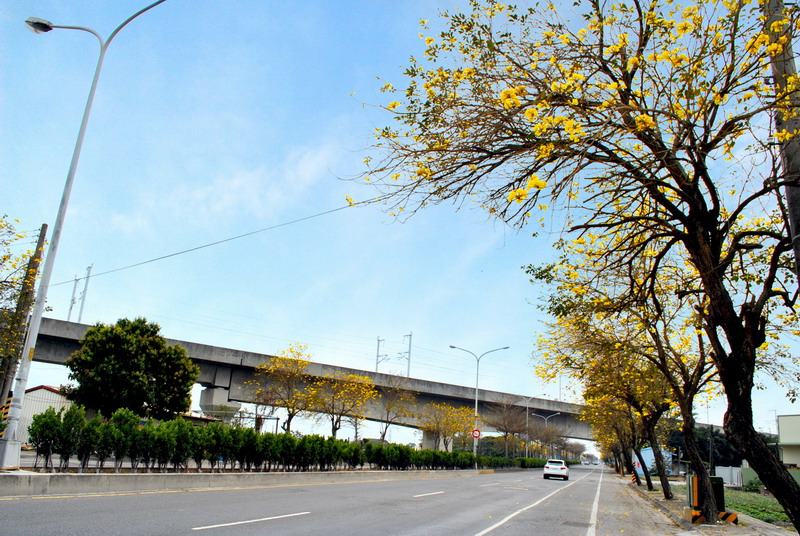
left=24, top=385, right=63, bottom=396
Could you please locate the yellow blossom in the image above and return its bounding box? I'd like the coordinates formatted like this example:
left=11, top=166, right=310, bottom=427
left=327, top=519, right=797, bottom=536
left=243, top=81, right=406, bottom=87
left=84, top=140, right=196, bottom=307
left=416, top=165, right=433, bottom=179
left=507, top=188, right=529, bottom=203
left=527, top=174, right=547, bottom=190
left=635, top=114, right=656, bottom=131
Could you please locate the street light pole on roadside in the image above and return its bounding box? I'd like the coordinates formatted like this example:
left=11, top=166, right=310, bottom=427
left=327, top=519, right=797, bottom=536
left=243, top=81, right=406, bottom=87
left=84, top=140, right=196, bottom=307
left=531, top=412, right=561, bottom=458
left=520, top=395, right=537, bottom=458
left=449, top=344, right=509, bottom=469
left=0, top=0, right=170, bottom=470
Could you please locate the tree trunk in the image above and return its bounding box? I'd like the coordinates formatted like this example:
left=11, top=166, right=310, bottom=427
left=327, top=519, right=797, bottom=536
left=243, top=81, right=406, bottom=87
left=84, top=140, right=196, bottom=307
left=633, top=448, right=654, bottom=490
left=645, top=424, right=673, bottom=500
left=621, top=448, right=639, bottom=484
left=724, top=387, right=800, bottom=531
left=681, top=413, right=718, bottom=523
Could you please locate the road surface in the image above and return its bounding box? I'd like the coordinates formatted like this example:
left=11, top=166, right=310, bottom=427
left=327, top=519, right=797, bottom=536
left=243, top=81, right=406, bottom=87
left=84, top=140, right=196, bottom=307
left=0, top=465, right=686, bottom=535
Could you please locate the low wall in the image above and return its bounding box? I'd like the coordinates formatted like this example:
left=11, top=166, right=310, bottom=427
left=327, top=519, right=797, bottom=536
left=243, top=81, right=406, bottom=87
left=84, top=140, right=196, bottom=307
left=742, top=466, right=800, bottom=487
left=0, top=469, right=492, bottom=498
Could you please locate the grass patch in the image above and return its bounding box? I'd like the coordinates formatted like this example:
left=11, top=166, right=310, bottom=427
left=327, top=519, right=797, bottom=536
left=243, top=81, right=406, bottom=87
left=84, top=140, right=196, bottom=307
left=724, top=489, right=791, bottom=525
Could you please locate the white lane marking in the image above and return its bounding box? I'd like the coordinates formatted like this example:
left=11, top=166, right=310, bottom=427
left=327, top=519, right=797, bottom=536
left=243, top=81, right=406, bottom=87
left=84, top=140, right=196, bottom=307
left=479, top=483, right=501, bottom=488
left=192, top=511, right=310, bottom=531
left=413, top=491, right=445, bottom=498
left=586, top=467, right=603, bottom=536
left=474, top=472, right=591, bottom=536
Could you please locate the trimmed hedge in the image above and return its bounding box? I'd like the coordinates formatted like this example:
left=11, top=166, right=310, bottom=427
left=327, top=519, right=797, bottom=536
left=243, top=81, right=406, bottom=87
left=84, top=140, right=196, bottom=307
left=27, top=406, right=549, bottom=473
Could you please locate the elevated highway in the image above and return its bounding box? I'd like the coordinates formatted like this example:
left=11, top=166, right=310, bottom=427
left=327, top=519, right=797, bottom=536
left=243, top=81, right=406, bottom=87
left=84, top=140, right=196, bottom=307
left=34, top=318, right=593, bottom=442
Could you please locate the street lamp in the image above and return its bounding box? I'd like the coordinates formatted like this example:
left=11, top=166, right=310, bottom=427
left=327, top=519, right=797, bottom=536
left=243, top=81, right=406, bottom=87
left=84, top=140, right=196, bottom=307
left=519, top=395, right=537, bottom=458
left=531, top=411, right=561, bottom=427
left=449, top=344, right=509, bottom=468
left=531, top=412, right=561, bottom=458
left=0, top=0, right=170, bottom=470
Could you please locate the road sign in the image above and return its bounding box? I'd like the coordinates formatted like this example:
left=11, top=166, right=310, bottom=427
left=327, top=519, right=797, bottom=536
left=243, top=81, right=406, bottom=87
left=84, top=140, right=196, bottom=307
left=472, top=429, right=481, bottom=438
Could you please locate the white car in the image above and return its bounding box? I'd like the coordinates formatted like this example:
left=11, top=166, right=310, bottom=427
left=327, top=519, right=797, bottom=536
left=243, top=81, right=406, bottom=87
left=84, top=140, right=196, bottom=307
left=543, top=459, right=569, bottom=480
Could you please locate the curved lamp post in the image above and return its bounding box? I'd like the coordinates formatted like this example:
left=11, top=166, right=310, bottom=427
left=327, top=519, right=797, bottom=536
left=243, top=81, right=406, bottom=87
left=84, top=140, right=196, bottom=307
left=531, top=412, right=561, bottom=458
left=0, top=0, right=170, bottom=469
left=449, top=344, right=509, bottom=468
left=520, top=395, right=537, bottom=458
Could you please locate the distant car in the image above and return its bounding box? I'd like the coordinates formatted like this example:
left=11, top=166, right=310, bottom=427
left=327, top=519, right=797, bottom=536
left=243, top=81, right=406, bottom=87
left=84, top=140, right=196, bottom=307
left=543, top=459, right=569, bottom=480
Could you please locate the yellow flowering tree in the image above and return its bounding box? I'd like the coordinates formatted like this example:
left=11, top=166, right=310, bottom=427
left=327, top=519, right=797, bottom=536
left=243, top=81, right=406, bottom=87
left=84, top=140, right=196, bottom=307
left=0, top=216, right=37, bottom=407
left=365, top=0, right=800, bottom=525
left=419, top=401, right=475, bottom=451
left=251, top=343, right=315, bottom=434
left=529, top=243, right=722, bottom=504
left=307, top=372, right=378, bottom=439
left=375, top=375, right=418, bottom=443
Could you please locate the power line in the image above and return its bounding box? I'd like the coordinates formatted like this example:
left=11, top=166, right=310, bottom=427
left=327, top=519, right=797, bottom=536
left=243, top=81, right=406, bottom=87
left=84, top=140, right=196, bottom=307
left=52, top=203, right=354, bottom=287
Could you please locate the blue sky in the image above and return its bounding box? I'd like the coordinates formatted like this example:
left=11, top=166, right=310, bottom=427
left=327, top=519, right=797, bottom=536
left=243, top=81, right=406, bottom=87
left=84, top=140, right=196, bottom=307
left=2, top=1, right=794, bottom=443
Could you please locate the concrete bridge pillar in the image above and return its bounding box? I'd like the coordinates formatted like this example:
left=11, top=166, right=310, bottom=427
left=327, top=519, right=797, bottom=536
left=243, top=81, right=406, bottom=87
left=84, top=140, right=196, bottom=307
left=420, top=430, right=451, bottom=451
left=199, top=386, right=241, bottom=415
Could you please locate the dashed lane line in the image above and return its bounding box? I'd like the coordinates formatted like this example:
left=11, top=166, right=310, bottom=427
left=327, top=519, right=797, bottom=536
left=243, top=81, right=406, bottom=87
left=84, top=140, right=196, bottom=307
left=192, top=511, right=310, bottom=531
left=413, top=491, right=445, bottom=498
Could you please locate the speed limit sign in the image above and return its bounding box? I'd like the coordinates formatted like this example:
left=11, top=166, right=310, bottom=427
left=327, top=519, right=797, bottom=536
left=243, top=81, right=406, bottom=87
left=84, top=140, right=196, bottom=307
left=472, top=429, right=481, bottom=438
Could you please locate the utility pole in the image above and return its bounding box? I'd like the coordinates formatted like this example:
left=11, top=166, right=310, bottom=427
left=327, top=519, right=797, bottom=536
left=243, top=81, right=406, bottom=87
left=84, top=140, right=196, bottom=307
left=77, top=264, right=92, bottom=323
left=0, top=224, right=47, bottom=405
left=400, top=332, right=412, bottom=377
left=375, top=336, right=388, bottom=372
left=66, top=264, right=92, bottom=322
left=766, top=0, right=800, bottom=274
left=67, top=275, right=79, bottom=321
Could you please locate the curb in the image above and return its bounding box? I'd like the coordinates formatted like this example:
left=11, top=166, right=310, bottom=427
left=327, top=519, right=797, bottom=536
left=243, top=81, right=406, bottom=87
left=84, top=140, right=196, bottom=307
left=625, top=478, right=796, bottom=535
left=0, top=468, right=491, bottom=499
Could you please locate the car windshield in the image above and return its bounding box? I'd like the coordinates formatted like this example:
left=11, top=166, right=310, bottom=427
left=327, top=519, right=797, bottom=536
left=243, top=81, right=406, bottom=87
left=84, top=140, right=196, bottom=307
left=547, top=460, right=563, bottom=465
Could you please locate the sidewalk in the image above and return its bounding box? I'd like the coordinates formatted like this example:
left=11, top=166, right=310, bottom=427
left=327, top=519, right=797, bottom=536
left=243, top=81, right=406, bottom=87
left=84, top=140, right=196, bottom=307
left=625, top=475, right=796, bottom=536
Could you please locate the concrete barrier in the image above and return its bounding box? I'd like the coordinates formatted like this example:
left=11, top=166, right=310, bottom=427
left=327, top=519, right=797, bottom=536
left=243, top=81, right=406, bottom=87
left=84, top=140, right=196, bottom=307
left=0, top=469, right=487, bottom=498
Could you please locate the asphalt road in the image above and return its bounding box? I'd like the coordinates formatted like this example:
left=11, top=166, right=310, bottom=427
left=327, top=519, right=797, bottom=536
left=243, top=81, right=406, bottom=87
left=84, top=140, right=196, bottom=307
left=0, top=465, right=687, bottom=535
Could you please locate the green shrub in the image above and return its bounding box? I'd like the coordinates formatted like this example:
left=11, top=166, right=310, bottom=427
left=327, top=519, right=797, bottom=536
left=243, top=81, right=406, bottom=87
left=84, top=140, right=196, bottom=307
left=743, top=476, right=763, bottom=493
left=27, top=407, right=60, bottom=471
left=55, top=405, right=86, bottom=472
left=110, top=408, right=140, bottom=472
left=77, top=414, right=103, bottom=472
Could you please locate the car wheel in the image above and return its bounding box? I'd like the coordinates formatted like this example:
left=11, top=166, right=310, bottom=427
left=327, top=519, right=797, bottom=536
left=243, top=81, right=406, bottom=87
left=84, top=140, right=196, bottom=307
left=564, top=476, right=569, bottom=480
left=543, top=475, right=549, bottom=479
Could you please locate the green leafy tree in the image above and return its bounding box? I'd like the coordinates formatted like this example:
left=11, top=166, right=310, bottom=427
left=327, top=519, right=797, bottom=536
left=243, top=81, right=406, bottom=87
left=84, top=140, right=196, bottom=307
left=191, top=425, right=210, bottom=472
left=55, top=404, right=86, bottom=472
left=164, top=418, right=195, bottom=472
left=204, top=422, right=230, bottom=472
left=66, top=317, right=199, bottom=420
left=258, top=431, right=276, bottom=471
left=27, top=407, right=60, bottom=471
left=153, top=422, right=177, bottom=472
left=77, top=414, right=103, bottom=473
left=109, top=408, right=141, bottom=472
left=137, top=419, right=158, bottom=473
left=94, top=421, right=115, bottom=472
